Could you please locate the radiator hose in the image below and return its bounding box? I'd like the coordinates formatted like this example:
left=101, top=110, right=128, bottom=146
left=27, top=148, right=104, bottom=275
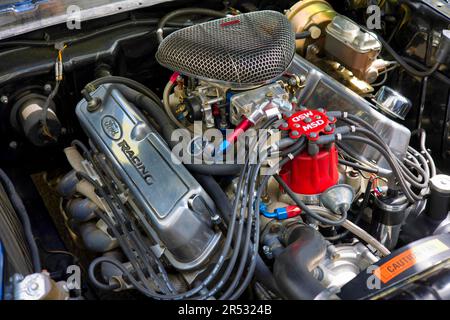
left=274, top=225, right=327, bottom=300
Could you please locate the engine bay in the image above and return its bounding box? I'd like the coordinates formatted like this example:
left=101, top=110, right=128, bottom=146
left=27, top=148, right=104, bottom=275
left=1, top=0, right=450, bottom=301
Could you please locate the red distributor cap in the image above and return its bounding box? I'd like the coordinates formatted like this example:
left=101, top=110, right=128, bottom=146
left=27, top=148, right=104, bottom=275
left=281, top=109, right=336, bottom=141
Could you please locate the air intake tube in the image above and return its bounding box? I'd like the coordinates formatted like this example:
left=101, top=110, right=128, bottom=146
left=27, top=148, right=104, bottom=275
left=273, top=225, right=328, bottom=300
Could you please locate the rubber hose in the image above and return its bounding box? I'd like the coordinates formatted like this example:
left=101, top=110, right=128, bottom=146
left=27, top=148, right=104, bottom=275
left=378, top=35, right=441, bottom=77
left=163, top=80, right=192, bottom=132
left=117, top=85, right=177, bottom=147
left=0, top=169, right=41, bottom=273
left=157, top=8, right=227, bottom=43
left=85, top=76, right=162, bottom=107
left=307, top=206, right=391, bottom=256
left=273, top=225, right=327, bottom=300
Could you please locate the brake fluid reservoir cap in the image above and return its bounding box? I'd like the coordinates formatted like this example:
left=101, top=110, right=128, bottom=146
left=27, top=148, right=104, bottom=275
left=282, top=108, right=336, bottom=140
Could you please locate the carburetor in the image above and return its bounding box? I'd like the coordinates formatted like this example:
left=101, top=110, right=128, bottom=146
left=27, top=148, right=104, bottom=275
left=184, top=81, right=228, bottom=128
left=230, top=82, right=291, bottom=125
left=166, top=76, right=228, bottom=129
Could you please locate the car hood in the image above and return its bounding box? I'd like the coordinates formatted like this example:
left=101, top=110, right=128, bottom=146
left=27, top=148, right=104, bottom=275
left=0, top=0, right=173, bottom=40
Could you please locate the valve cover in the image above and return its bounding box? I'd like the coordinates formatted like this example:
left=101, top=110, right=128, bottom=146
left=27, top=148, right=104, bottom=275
left=75, top=85, right=221, bottom=271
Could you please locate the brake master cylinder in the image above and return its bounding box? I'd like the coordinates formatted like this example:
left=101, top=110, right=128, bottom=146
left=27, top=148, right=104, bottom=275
left=279, top=108, right=339, bottom=203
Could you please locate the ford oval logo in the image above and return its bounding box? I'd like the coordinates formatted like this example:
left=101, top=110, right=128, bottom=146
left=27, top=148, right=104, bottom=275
left=101, top=116, right=122, bottom=141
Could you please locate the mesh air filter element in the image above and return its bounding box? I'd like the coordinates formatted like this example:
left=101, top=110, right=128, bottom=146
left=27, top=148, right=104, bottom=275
left=156, top=10, right=295, bottom=87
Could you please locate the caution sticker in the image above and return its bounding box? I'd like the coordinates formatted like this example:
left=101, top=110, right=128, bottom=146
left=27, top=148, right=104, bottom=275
left=374, top=239, right=449, bottom=284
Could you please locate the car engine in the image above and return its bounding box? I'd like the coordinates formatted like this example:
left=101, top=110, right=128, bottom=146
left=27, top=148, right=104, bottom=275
left=1, top=0, right=450, bottom=301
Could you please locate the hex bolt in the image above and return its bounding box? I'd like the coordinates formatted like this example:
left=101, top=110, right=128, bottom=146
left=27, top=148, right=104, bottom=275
left=313, top=267, right=324, bottom=281
left=318, top=108, right=325, bottom=113
left=281, top=122, right=289, bottom=129
left=309, top=132, right=318, bottom=139
left=263, top=246, right=273, bottom=259
left=325, top=125, right=332, bottom=132
left=328, top=116, right=335, bottom=122
left=87, top=97, right=102, bottom=112
left=44, top=83, right=52, bottom=93
left=30, top=282, right=39, bottom=291
left=304, top=117, right=312, bottom=123
left=310, top=44, right=320, bottom=55
left=291, top=130, right=300, bottom=137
